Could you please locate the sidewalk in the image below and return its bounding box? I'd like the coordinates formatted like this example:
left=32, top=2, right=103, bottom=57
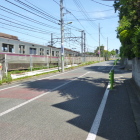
left=125, top=79, right=140, bottom=138
left=113, top=64, right=140, bottom=138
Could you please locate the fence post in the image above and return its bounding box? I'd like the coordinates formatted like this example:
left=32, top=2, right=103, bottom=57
left=30, top=55, right=33, bottom=71
left=5, top=54, right=8, bottom=76
left=47, top=56, right=49, bottom=68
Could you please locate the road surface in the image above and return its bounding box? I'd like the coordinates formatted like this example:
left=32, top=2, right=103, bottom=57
left=0, top=61, right=139, bottom=140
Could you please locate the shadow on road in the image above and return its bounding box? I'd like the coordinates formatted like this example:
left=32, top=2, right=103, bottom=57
left=17, top=61, right=137, bottom=140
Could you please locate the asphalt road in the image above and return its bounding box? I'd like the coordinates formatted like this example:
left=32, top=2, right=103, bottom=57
left=0, top=61, right=139, bottom=140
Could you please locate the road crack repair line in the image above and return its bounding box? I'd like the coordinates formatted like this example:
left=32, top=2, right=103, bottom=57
left=0, top=72, right=90, bottom=117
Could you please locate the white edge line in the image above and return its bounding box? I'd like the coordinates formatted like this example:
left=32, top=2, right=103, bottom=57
left=0, top=72, right=90, bottom=117
left=86, top=83, right=110, bottom=140
left=86, top=64, right=115, bottom=140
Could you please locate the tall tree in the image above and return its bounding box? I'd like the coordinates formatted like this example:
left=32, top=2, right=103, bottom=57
left=114, top=0, right=140, bottom=58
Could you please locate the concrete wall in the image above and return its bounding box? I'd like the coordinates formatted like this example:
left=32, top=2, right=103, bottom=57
left=132, top=58, right=140, bottom=88
left=120, top=58, right=132, bottom=69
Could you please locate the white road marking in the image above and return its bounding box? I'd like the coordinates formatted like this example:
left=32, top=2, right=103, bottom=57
left=86, top=65, right=115, bottom=140
left=86, top=83, right=110, bottom=140
left=0, top=72, right=90, bottom=117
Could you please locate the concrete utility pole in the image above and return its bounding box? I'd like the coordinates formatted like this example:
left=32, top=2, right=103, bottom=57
left=60, top=0, right=64, bottom=72
left=84, top=32, right=86, bottom=62
left=81, top=30, right=84, bottom=62
left=99, top=23, right=101, bottom=62
left=107, top=37, right=108, bottom=60
left=50, top=33, right=53, bottom=64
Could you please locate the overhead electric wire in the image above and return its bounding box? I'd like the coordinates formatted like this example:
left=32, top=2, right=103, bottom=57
left=52, top=0, right=87, bottom=32
left=5, top=0, right=58, bottom=24
left=0, top=5, right=59, bottom=30
left=65, top=8, right=114, bottom=13
left=73, top=0, right=98, bottom=29
left=70, top=0, right=99, bottom=42
left=52, top=0, right=96, bottom=44
left=65, top=16, right=118, bottom=21
left=15, top=0, right=59, bottom=21
left=0, top=21, right=58, bottom=35
left=64, top=8, right=98, bottom=42
left=0, top=18, right=59, bottom=35
left=0, top=26, right=50, bottom=41
left=52, top=0, right=60, bottom=6
left=0, top=14, right=60, bottom=35
left=91, top=0, right=113, bottom=7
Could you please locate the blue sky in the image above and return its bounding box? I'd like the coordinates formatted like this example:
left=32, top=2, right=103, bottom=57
left=0, top=0, right=120, bottom=53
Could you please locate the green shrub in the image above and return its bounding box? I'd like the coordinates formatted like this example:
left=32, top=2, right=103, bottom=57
left=2, top=74, right=12, bottom=84
left=0, top=80, right=2, bottom=85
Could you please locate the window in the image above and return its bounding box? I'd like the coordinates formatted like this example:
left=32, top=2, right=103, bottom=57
left=19, top=45, right=25, bottom=54
left=40, top=48, right=44, bottom=55
left=2, top=43, right=14, bottom=53
left=30, top=48, right=36, bottom=55
left=47, top=50, right=49, bottom=55
left=56, top=51, right=59, bottom=56
left=52, top=51, right=54, bottom=56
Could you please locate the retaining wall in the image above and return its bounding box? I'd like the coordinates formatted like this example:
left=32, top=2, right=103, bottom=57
left=132, top=58, right=140, bottom=88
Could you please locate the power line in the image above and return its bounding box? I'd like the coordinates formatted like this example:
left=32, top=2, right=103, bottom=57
left=0, top=5, right=59, bottom=30
left=91, top=0, right=113, bottom=7
left=52, top=0, right=60, bottom=6
left=0, top=14, right=60, bottom=35
left=15, top=0, right=59, bottom=21
left=73, top=0, right=98, bottom=29
left=0, top=21, right=57, bottom=35
left=65, top=8, right=114, bottom=13
left=0, top=18, right=59, bottom=35
left=52, top=0, right=91, bottom=32
left=0, top=26, right=50, bottom=41
left=5, top=0, right=58, bottom=24
left=64, top=16, right=118, bottom=21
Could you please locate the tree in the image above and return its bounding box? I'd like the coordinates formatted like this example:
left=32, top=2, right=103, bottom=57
left=114, top=0, right=140, bottom=58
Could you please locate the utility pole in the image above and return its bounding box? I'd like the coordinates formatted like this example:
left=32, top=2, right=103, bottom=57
left=60, top=0, right=64, bottom=72
left=99, top=23, right=101, bottom=62
left=107, top=37, right=108, bottom=61
left=81, top=30, right=84, bottom=62
left=84, top=32, right=86, bottom=62
left=50, top=33, right=53, bottom=64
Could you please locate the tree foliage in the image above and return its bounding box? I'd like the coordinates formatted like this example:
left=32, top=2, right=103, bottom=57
left=94, top=46, right=116, bottom=59
left=114, top=0, right=140, bottom=58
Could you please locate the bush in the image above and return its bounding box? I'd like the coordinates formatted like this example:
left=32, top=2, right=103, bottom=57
left=2, top=74, right=12, bottom=84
